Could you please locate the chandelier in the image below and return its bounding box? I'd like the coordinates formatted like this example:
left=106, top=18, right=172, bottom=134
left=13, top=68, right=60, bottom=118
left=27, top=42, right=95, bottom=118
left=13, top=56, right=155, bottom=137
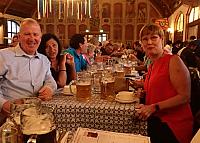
left=37, top=0, right=92, bottom=20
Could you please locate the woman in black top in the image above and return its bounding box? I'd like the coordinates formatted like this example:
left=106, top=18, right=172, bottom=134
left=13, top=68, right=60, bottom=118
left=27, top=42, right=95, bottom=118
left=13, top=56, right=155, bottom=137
left=38, top=33, right=76, bottom=88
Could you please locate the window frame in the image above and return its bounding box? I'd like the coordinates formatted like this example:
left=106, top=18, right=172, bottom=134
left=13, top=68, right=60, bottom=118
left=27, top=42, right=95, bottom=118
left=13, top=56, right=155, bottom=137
left=189, top=6, right=200, bottom=23
left=176, top=13, right=184, bottom=32
left=7, top=20, right=20, bottom=44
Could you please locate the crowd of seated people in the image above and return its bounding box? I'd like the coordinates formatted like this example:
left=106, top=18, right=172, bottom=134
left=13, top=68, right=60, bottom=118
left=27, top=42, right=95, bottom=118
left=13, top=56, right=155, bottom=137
left=1, top=17, right=200, bottom=142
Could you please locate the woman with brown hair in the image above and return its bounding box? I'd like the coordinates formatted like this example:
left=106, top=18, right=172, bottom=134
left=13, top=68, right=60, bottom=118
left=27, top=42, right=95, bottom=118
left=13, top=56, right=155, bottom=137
left=38, top=33, right=76, bottom=88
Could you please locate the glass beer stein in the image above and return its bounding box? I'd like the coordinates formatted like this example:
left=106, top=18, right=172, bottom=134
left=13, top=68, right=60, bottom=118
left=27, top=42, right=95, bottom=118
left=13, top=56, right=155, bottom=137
left=100, top=71, right=115, bottom=101
left=0, top=120, right=22, bottom=143
left=70, top=72, right=92, bottom=101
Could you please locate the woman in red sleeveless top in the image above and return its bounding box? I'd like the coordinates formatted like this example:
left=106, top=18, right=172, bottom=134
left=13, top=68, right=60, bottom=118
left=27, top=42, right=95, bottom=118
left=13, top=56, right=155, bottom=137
left=136, top=23, right=193, bottom=143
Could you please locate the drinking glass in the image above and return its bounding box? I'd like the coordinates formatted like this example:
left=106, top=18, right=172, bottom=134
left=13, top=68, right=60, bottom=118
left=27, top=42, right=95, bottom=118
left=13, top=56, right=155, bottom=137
left=100, top=72, right=115, bottom=101
left=70, top=72, right=92, bottom=101
left=21, top=106, right=56, bottom=143
left=123, top=63, right=132, bottom=75
left=0, top=121, right=22, bottom=143
left=114, top=64, right=125, bottom=78
left=92, top=72, right=102, bottom=94
left=10, top=97, right=42, bottom=125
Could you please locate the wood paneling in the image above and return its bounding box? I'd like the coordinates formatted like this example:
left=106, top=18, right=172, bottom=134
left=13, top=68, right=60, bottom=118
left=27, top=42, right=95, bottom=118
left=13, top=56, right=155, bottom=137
left=0, top=0, right=36, bottom=18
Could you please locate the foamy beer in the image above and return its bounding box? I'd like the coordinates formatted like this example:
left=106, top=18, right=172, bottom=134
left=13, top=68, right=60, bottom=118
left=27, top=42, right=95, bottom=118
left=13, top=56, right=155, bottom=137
left=123, top=64, right=132, bottom=75
left=76, top=81, right=92, bottom=101
left=115, top=70, right=125, bottom=78
left=100, top=72, right=115, bottom=101
left=70, top=72, right=92, bottom=101
left=114, top=64, right=125, bottom=78
left=114, top=77, right=129, bottom=93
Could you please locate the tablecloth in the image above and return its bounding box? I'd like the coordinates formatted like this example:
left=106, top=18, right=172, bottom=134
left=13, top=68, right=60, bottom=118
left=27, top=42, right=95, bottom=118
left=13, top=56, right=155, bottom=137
left=42, top=95, right=147, bottom=136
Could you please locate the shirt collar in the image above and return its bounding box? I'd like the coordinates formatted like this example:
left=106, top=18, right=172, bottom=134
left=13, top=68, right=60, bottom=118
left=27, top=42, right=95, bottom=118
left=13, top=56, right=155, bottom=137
left=14, top=44, right=40, bottom=59
left=70, top=47, right=82, bottom=58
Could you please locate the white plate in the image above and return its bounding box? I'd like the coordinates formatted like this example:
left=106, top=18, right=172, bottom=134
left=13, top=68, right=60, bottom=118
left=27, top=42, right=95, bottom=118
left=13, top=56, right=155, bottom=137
left=115, top=97, right=139, bottom=103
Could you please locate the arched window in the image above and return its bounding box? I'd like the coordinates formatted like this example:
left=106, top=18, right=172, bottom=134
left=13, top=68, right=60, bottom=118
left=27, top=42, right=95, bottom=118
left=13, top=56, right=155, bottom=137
left=189, top=7, right=200, bottom=23
left=7, top=20, right=20, bottom=43
left=177, top=13, right=184, bottom=32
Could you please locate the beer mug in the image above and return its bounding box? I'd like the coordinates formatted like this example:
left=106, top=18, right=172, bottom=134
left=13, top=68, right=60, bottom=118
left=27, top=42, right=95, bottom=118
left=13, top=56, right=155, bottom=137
left=21, top=107, right=56, bottom=143
left=69, top=72, right=92, bottom=101
left=114, top=64, right=125, bottom=78
left=0, top=121, right=22, bottom=143
left=92, top=72, right=102, bottom=94
left=10, top=97, right=41, bottom=113
left=10, top=97, right=42, bottom=125
left=123, top=63, right=132, bottom=75
left=100, top=72, right=115, bottom=101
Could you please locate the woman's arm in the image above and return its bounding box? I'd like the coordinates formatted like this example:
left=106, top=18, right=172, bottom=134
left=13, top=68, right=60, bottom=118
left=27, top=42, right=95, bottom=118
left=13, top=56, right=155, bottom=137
left=136, top=55, right=191, bottom=120
left=57, top=54, right=67, bottom=88
left=66, top=53, right=76, bottom=82
left=158, top=55, right=191, bottom=110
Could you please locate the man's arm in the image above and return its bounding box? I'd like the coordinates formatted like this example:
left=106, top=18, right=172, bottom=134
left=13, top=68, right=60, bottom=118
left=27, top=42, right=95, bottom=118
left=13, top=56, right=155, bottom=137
left=0, top=100, right=10, bottom=116
left=0, top=51, right=9, bottom=113
left=38, top=58, right=57, bottom=101
left=38, top=75, right=57, bottom=101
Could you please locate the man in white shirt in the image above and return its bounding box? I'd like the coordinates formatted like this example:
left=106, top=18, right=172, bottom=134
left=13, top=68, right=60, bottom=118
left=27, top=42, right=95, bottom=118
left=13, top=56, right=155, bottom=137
left=0, top=18, right=57, bottom=116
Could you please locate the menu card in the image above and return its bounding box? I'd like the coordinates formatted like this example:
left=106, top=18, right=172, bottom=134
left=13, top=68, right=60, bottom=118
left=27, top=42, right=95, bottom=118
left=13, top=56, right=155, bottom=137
left=71, top=128, right=150, bottom=143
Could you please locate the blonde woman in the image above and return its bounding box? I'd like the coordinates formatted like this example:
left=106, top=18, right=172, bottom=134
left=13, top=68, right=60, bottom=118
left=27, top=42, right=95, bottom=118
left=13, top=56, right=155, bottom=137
left=82, top=43, right=96, bottom=65
left=136, top=23, right=193, bottom=143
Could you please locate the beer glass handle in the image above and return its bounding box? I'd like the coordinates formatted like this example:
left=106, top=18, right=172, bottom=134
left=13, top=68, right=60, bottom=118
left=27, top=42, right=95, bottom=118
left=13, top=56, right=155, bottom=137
left=104, top=81, right=107, bottom=96
left=27, top=134, right=37, bottom=143
left=69, top=80, right=76, bottom=94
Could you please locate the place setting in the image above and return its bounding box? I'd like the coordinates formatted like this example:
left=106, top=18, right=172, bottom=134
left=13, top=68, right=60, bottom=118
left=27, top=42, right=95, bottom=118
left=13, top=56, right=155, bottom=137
left=115, top=91, right=139, bottom=104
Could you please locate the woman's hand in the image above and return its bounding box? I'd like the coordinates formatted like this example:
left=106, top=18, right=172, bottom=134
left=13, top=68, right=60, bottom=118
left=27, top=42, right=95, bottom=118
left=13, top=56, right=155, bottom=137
left=129, top=80, right=144, bottom=89
left=59, top=53, right=74, bottom=69
left=65, top=53, right=74, bottom=66
left=60, top=54, right=67, bottom=66
left=135, top=88, right=146, bottom=98
left=135, top=104, right=156, bottom=120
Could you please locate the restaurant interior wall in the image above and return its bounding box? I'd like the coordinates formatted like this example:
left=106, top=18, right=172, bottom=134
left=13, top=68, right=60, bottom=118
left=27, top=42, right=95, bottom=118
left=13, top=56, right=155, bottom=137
left=1, top=0, right=195, bottom=48
left=168, top=4, right=190, bottom=42
left=168, top=4, right=200, bottom=42
left=188, top=25, right=198, bottom=39
left=33, top=0, right=163, bottom=47
left=186, top=6, right=200, bottom=40
left=0, top=12, right=23, bottom=49
left=0, top=24, right=4, bottom=44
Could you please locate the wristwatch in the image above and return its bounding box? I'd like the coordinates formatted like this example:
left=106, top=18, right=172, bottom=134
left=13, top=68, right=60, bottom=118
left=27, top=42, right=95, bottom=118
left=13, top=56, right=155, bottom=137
left=155, top=104, right=160, bottom=112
